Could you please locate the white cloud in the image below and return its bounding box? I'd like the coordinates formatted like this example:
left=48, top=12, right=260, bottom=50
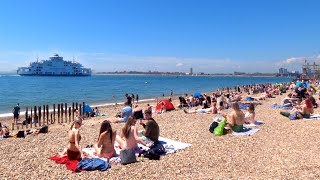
left=176, top=63, right=184, bottom=67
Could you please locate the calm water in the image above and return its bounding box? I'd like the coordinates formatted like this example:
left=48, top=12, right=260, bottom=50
left=0, top=74, right=291, bottom=115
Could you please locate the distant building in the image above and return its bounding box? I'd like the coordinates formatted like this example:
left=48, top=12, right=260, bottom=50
left=278, top=68, right=288, bottom=75
left=190, top=68, right=193, bottom=75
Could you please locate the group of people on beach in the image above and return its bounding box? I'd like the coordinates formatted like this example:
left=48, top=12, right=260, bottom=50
left=59, top=104, right=160, bottom=161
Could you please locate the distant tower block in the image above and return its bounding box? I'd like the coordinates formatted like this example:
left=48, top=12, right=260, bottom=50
left=190, top=68, right=193, bottom=75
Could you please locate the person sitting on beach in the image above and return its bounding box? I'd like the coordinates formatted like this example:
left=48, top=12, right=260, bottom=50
left=133, top=105, right=144, bottom=120
left=146, top=104, right=152, bottom=114
left=160, top=102, right=166, bottom=113
left=110, top=102, right=132, bottom=123
left=281, top=93, right=298, bottom=107
left=207, top=102, right=218, bottom=114
left=93, top=120, right=116, bottom=159
left=0, top=123, right=9, bottom=137
left=217, top=101, right=225, bottom=113
left=59, top=119, right=83, bottom=160
left=117, top=116, right=149, bottom=153
left=226, top=103, right=245, bottom=132
left=297, top=95, right=314, bottom=118
left=245, top=103, right=256, bottom=124
left=138, top=109, right=160, bottom=143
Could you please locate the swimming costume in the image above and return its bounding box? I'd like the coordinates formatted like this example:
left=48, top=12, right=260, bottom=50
left=230, top=124, right=243, bottom=132
left=67, top=149, right=81, bottom=160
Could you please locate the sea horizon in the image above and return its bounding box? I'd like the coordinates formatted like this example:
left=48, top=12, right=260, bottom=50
left=0, top=74, right=291, bottom=117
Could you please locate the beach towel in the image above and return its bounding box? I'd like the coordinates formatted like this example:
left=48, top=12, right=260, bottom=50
left=82, top=136, right=191, bottom=158
left=303, top=114, right=320, bottom=120
left=239, top=103, right=257, bottom=110
left=232, top=128, right=259, bottom=136
left=156, top=137, right=192, bottom=154
left=270, top=105, right=292, bottom=110
left=77, top=157, right=111, bottom=171
left=49, top=154, right=83, bottom=172
left=243, top=121, right=263, bottom=127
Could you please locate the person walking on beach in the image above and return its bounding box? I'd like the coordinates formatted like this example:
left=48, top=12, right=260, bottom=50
left=170, top=90, right=173, bottom=97
left=13, top=103, right=20, bottom=124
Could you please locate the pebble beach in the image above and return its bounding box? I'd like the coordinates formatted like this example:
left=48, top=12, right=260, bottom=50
left=1, top=92, right=320, bottom=179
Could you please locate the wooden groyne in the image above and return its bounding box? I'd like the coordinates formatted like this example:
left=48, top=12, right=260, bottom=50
left=12, top=102, right=86, bottom=131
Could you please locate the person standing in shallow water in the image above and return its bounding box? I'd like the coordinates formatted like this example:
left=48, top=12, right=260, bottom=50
left=136, top=94, right=139, bottom=103
left=13, top=103, right=20, bottom=124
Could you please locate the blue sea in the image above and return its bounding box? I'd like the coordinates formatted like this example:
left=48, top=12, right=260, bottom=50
left=0, top=74, right=291, bottom=116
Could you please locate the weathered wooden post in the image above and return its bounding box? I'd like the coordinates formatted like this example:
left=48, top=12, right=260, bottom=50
left=53, top=104, right=56, bottom=124
left=39, top=106, right=42, bottom=126
left=46, top=105, right=49, bottom=124
left=25, top=107, right=28, bottom=129
left=43, top=105, right=46, bottom=125
left=72, top=102, right=75, bottom=121
left=68, top=107, right=71, bottom=123
left=30, top=107, right=33, bottom=128
left=57, top=104, right=60, bottom=123
left=61, top=103, right=64, bottom=123
left=34, top=106, right=37, bottom=127
left=65, top=103, right=67, bottom=123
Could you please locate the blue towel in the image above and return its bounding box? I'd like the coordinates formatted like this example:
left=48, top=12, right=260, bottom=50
left=270, top=105, right=292, bottom=110
left=77, top=157, right=111, bottom=171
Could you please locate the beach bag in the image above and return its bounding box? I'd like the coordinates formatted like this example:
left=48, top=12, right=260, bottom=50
left=214, top=120, right=227, bottom=136
left=16, top=130, right=25, bottom=138
left=209, top=121, right=219, bottom=133
left=39, top=126, right=48, bottom=133
left=120, top=149, right=136, bottom=165
left=142, top=141, right=166, bottom=160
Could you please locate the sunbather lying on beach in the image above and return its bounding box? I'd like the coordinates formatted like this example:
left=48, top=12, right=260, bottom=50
left=93, top=120, right=116, bottom=159
left=59, top=119, right=82, bottom=160
left=0, top=123, right=9, bottom=137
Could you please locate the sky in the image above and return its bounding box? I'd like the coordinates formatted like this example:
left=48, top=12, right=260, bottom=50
left=0, top=0, right=319, bottom=73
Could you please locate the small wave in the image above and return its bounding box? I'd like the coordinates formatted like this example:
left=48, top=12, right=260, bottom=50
left=0, top=113, right=13, bottom=118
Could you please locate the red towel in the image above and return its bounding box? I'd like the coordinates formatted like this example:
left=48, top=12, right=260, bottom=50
left=49, top=154, right=84, bottom=172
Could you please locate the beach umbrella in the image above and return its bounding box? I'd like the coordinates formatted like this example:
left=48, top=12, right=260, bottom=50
left=194, top=92, right=201, bottom=98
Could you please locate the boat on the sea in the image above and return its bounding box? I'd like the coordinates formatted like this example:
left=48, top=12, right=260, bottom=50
left=17, top=54, right=92, bottom=76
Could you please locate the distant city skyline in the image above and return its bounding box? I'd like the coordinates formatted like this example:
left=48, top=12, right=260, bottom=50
left=0, top=1, right=319, bottom=73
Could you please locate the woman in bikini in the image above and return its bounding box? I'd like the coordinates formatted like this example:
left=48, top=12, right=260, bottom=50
left=117, top=116, right=149, bottom=153
left=93, top=120, right=116, bottom=159
left=59, top=119, right=82, bottom=160
left=227, top=102, right=245, bottom=132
